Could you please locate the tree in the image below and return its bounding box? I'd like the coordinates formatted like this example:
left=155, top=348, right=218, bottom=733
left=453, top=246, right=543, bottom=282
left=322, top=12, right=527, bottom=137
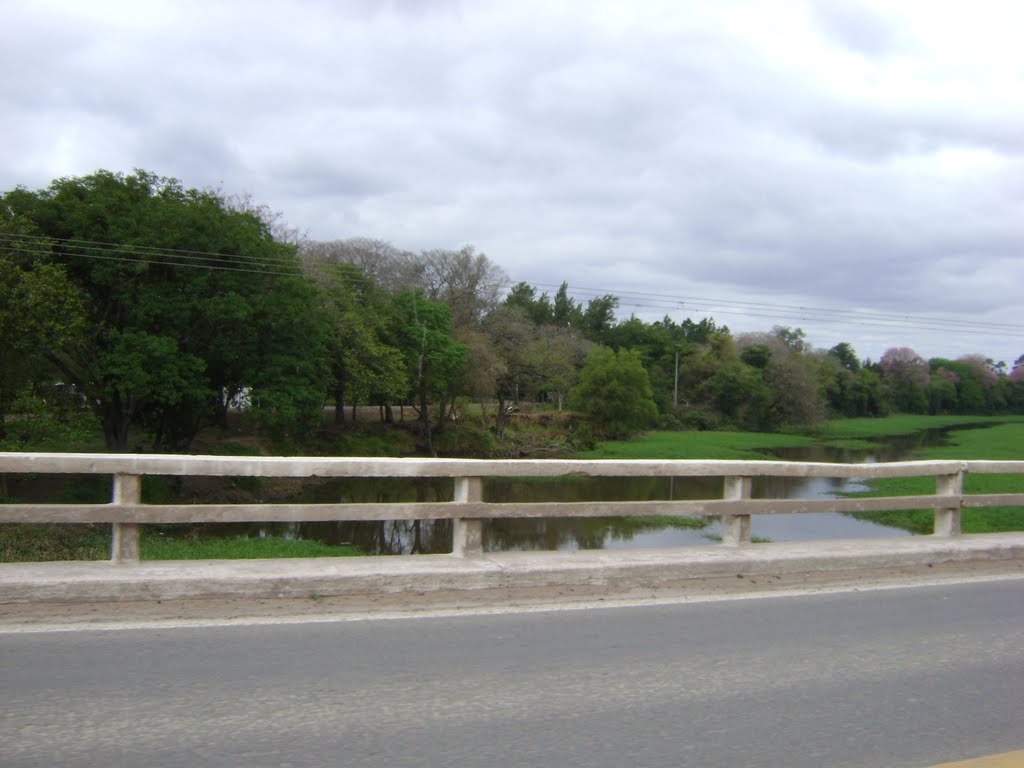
left=580, top=294, right=619, bottom=341
left=710, top=361, right=770, bottom=429
left=416, top=245, right=507, bottom=330
left=481, top=304, right=541, bottom=437
left=303, top=259, right=406, bottom=425
left=552, top=282, right=583, bottom=328
left=504, top=282, right=554, bottom=325
left=763, top=356, right=825, bottom=428
left=880, top=347, right=929, bottom=413
left=388, top=291, right=467, bottom=454
left=1, top=169, right=325, bottom=450
left=569, top=347, right=657, bottom=438
left=525, top=325, right=589, bottom=410
left=828, top=342, right=860, bottom=372
left=0, top=213, right=86, bottom=439
left=772, top=326, right=808, bottom=354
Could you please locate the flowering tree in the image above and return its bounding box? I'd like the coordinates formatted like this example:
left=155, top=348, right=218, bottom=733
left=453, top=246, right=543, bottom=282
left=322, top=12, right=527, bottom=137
left=880, top=347, right=929, bottom=412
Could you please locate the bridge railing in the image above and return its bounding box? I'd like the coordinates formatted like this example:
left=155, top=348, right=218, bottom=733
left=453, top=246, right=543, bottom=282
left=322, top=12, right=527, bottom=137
left=1, top=453, right=1022, bottom=562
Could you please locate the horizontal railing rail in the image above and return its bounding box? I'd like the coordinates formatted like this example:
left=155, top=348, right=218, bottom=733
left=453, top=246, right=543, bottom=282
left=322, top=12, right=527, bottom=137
left=1, top=453, right=1022, bottom=562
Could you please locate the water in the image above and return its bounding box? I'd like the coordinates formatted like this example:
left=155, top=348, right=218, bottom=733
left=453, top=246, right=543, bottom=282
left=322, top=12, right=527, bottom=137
left=189, top=423, right=990, bottom=554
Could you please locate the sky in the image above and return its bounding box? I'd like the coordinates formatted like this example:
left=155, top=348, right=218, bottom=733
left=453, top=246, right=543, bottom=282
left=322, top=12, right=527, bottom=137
left=2, top=0, right=1022, bottom=366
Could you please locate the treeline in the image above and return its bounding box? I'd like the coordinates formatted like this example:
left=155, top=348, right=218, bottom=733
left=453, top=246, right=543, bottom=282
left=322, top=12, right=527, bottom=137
left=1, top=170, right=1022, bottom=454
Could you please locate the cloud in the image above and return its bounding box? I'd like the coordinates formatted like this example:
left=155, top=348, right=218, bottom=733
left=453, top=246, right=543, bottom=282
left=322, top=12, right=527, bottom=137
left=1, top=0, right=1021, bottom=363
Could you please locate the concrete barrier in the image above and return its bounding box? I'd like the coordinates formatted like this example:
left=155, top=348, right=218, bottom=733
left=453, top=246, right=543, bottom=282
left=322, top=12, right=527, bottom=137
left=1, top=453, right=1023, bottom=561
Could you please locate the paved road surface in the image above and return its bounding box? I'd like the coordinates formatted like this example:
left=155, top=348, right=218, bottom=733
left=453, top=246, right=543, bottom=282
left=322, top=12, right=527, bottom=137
left=2, top=579, right=1023, bottom=767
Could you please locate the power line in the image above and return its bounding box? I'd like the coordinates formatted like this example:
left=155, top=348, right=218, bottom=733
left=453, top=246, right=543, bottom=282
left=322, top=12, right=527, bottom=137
left=0, top=243, right=303, bottom=278
left=523, top=280, right=1024, bottom=337
left=0, top=231, right=301, bottom=270
left=3, top=230, right=1020, bottom=341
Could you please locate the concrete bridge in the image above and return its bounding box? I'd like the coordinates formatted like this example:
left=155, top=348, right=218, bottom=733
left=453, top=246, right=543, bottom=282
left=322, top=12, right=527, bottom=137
left=1, top=452, right=1022, bottom=605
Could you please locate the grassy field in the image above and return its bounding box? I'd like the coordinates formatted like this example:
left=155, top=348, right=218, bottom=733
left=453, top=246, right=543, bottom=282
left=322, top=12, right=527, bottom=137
left=812, top=414, right=1020, bottom=439
left=580, top=416, right=1024, bottom=536
left=577, top=430, right=814, bottom=460
left=847, top=419, right=1024, bottom=534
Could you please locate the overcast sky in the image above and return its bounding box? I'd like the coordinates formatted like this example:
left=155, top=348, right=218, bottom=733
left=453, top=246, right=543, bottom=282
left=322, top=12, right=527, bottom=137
left=3, top=0, right=1022, bottom=365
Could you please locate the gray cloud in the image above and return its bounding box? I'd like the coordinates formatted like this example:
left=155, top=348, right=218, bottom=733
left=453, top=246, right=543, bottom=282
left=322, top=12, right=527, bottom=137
left=1, top=0, right=1022, bottom=363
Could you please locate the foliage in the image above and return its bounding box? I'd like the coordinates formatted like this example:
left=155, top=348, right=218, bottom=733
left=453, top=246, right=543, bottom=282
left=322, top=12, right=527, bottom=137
left=569, top=346, right=659, bottom=438
left=0, top=212, right=87, bottom=440
left=0, top=388, right=100, bottom=453
left=388, top=290, right=467, bottom=453
left=1, top=169, right=327, bottom=451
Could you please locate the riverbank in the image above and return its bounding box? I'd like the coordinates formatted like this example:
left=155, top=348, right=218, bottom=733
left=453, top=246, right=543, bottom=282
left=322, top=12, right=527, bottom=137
left=582, top=415, right=1024, bottom=536
left=845, top=418, right=1024, bottom=534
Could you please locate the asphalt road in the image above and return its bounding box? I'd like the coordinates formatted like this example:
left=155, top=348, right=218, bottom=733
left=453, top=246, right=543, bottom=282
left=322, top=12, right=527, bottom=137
left=2, top=580, right=1023, bottom=768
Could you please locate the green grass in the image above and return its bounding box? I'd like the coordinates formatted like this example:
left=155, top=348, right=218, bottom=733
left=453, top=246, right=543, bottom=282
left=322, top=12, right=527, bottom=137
left=849, top=420, right=1024, bottom=534
left=0, top=524, right=364, bottom=562
left=578, top=430, right=814, bottom=461
left=141, top=531, right=362, bottom=560
left=813, top=414, right=1022, bottom=440
left=579, top=417, right=1024, bottom=537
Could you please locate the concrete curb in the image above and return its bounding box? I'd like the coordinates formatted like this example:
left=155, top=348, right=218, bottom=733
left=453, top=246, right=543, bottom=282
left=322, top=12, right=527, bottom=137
left=2, top=533, right=1023, bottom=604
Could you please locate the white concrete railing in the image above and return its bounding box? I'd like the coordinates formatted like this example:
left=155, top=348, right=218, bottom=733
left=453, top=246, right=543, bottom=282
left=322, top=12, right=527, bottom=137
left=1, top=453, right=1023, bottom=562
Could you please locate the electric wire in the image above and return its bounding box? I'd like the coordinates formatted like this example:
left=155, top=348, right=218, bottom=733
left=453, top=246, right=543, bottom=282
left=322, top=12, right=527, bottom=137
left=2, top=231, right=1021, bottom=341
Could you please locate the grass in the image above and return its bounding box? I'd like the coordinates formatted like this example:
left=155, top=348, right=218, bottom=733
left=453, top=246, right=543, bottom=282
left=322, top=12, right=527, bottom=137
left=0, top=523, right=109, bottom=562
left=580, top=416, right=1024, bottom=537
left=813, top=414, right=1022, bottom=440
left=577, top=430, right=814, bottom=461
left=848, top=420, right=1024, bottom=534
left=0, top=524, right=364, bottom=562
left=141, top=532, right=362, bottom=560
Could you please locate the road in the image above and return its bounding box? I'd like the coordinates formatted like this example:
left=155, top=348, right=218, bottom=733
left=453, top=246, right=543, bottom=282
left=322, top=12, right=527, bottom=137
left=2, top=579, right=1023, bottom=768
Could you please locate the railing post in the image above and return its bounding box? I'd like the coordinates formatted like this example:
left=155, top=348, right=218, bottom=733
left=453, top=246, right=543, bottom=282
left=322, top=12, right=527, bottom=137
left=111, top=473, right=141, bottom=563
left=721, top=476, right=752, bottom=546
left=452, top=476, right=484, bottom=557
left=934, top=470, right=963, bottom=537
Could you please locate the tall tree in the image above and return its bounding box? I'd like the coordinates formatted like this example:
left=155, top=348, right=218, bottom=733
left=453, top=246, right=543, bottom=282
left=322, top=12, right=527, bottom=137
left=1, top=169, right=325, bottom=450
left=0, top=213, right=86, bottom=439
left=416, top=245, right=507, bottom=330
left=388, top=291, right=467, bottom=454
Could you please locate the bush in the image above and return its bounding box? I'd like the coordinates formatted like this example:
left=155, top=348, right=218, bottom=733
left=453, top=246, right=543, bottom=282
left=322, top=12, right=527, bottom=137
left=568, top=347, right=658, bottom=439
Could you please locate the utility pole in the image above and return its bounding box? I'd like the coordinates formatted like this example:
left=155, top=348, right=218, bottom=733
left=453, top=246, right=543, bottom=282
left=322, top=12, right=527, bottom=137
left=673, top=344, right=682, bottom=407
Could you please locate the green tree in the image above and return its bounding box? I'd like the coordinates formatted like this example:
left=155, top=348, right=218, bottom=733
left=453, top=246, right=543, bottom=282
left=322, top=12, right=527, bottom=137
left=710, top=361, right=771, bottom=429
left=481, top=304, right=541, bottom=437
left=389, top=291, right=467, bottom=454
left=0, top=214, right=86, bottom=439
left=504, top=282, right=555, bottom=325
left=552, top=282, right=583, bottom=328
left=1, top=169, right=325, bottom=450
left=580, top=294, right=619, bottom=341
left=569, top=347, right=657, bottom=438
left=305, top=260, right=406, bottom=425
left=828, top=342, right=860, bottom=372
